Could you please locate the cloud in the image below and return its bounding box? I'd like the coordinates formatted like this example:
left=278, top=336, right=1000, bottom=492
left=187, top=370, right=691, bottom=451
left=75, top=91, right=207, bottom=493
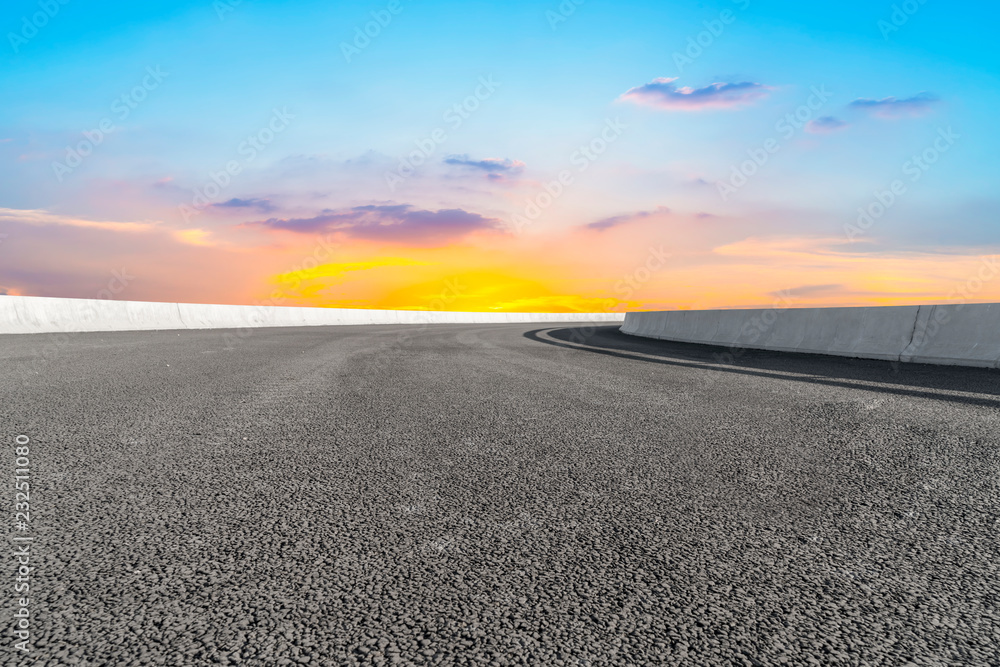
left=805, top=116, right=849, bottom=134
left=587, top=214, right=634, bottom=232
left=586, top=206, right=671, bottom=231
left=444, top=155, right=525, bottom=173
left=0, top=209, right=276, bottom=303
left=848, top=92, right=939, bottom=118
left=173, top=229, right=215, bottom=246
left=770, top=284, right=844, bottom=298
left=444, top=155, right=526, bottom=174
left=212, top=197, right=276, bottom=213
left=686, top=177, right=714, bottom=188
left=0, top=208, right=156, bottom=234
left=0, top=208, right=220, bottom=247
left=619, top=78, right=771, bottom=111
left=247, top=204, right=505, bottom=245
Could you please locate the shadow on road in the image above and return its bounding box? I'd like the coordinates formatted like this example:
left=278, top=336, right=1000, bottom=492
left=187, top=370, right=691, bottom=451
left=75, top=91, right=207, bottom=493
left=525, top=325, right=1000, bottom=409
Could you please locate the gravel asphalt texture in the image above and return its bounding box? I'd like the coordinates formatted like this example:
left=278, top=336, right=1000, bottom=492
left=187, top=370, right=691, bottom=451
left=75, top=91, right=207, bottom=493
left=1, top=323, right=998, bottom=666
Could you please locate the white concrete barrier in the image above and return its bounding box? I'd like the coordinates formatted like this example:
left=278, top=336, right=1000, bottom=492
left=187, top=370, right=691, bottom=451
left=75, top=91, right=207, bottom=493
left=901, top=303, right=1000, bottom=368
left=622, top=304, right=1000, bottom=368
left=0, top=296, right=624, bottom=335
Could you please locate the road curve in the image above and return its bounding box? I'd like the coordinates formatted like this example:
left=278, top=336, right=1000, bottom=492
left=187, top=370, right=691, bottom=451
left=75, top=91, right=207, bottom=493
left=2, top=323, right=998, bottom=666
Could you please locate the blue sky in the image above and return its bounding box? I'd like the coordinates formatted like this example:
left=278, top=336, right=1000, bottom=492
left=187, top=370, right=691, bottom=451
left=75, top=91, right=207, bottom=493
left=1, top=0, right=998, bottom=309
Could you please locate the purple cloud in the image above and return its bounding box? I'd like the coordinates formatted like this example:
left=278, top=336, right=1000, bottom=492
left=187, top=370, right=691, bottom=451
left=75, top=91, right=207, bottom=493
left=444, top=155, right=526, bottom=174
left=587, top=206, right=671, bottom=231
left=849, top=92, right=939, bottom=118
left=212, top=197, right=276, bottom=212
left=619, top=78, right=771, bottom=111
left=805, top=116, right=849, bottom=134
left=247, top=204, right=504, bottom=245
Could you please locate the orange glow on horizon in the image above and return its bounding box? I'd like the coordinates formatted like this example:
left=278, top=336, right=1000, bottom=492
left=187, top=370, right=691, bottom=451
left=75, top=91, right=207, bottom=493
left=255, top=232, right=1000, bottom=313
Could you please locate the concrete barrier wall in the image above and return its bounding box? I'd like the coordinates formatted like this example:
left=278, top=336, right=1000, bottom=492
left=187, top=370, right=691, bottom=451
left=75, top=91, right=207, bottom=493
left=900, top=303, right=1000, bottom=367
left=621, top=304, right=1000, bottom=368
left=0, top=296, right=624, bottom=335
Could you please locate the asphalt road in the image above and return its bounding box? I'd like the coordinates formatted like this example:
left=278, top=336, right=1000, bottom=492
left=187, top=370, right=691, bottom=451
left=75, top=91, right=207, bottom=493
left=2, top=323, right=998, bottom=667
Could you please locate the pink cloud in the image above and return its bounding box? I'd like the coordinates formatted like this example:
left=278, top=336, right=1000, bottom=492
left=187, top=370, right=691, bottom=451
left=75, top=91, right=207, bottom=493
left=619, top=77, right=771, bottom=111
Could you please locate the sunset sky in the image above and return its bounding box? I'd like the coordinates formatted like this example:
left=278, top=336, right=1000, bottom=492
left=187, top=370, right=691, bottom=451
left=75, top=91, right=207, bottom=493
left=2, top=0, right=999, bottom=312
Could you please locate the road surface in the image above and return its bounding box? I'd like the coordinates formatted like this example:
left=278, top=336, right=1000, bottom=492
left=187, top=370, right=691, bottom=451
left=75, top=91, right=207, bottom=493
left=2, top=323, right=998, bottom=666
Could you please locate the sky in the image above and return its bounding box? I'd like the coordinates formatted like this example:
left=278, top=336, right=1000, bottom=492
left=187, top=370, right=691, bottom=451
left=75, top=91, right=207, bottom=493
left=2, top=0, right=999, bottom=312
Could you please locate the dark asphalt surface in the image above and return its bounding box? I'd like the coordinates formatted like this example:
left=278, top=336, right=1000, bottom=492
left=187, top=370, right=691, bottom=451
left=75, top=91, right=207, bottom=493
left=2, top=323, right=998, bottom=666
